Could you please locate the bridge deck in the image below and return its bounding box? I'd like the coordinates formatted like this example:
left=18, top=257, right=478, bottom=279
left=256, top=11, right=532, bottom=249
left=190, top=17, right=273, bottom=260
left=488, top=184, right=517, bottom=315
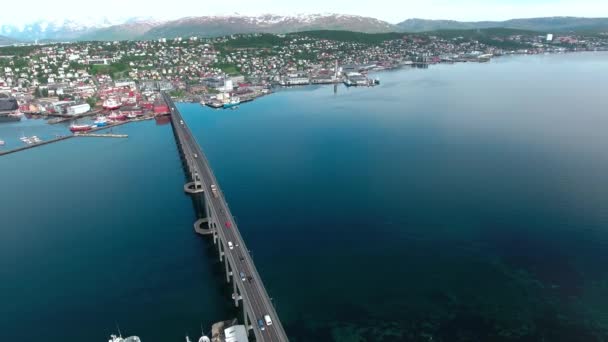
left=165, top=93, right=288, bottom=342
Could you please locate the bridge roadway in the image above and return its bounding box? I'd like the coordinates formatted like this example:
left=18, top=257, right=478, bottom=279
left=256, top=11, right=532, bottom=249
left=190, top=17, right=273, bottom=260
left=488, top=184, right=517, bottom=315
left=164, top=93, right=289, bottom=342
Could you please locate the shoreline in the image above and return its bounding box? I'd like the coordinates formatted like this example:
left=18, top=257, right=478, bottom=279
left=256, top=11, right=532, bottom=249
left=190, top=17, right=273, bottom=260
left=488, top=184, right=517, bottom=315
left=174, top=49, right=608, bottom=106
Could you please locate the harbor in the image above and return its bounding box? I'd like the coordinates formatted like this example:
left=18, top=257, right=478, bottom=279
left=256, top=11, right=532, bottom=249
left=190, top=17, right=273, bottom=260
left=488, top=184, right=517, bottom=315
left=0, top=119, right=140, bottom=156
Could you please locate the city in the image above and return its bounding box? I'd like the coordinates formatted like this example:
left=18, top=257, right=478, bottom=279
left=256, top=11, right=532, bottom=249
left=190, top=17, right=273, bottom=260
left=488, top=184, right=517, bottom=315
left=1, top=29, right=607, bottom=128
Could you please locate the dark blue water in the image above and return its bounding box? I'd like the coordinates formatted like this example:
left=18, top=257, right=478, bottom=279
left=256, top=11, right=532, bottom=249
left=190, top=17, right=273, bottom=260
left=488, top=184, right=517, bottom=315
left=2, top=52, right=608, bottom=341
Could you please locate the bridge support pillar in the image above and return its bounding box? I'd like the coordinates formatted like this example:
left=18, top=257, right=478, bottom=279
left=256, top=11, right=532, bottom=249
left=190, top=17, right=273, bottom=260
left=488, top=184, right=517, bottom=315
left=233, top=278, right=239, bottom=307
left=219, top=240, right=224, bottom=262
left=243, top=306, right=251, bottom=332
left=184, top=182, right=204, bottom=194
left=194, top=218, right=212, bottom=235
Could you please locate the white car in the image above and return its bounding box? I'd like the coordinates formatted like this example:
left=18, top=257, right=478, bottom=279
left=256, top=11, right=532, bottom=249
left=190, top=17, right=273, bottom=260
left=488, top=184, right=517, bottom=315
left=264, top=315, right=273, bottom=326
left=228, top=241, right=234, bottom=250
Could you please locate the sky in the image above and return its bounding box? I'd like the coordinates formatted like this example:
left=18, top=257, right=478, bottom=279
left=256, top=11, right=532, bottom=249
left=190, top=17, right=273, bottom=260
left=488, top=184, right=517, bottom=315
left=1, top=0, right=607, bottom=25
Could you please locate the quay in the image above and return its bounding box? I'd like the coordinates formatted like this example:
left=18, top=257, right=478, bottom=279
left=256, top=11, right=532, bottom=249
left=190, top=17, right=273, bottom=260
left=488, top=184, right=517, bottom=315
left=0, top=135, right=73, bottom=156
left=46, top=110, right=102, bottom=124
left=74, top=133, right=128, bottom=138
left=165, top=92, right=289, bottom=342
left=0, top=118, right=144, bottom=157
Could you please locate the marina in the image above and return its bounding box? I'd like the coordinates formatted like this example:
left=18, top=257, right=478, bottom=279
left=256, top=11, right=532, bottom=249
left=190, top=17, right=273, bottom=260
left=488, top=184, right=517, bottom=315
left=0, top=118, right=142, bottom=156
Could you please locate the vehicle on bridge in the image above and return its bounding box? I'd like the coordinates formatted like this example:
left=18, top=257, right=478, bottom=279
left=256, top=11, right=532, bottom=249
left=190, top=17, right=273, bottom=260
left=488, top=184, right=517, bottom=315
left=228, top=241, right=234, bottom=250
left=258, top=319, right=265, bottom=331
left=264, top=315, right=273, bottom=326
left=211, top=184, right=219, bottom=198
left=240, top=271, right=246, bottom=282
left=225, top=221, right=231, bottom=228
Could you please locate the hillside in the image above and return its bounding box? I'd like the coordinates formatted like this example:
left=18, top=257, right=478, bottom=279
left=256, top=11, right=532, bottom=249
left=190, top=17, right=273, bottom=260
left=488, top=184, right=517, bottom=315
left=78, top=21, right=164, bottom=41
left=138, top=14, right=397, bottom=40
left=398, top=17, right=608, bottom=33
left=0, top=35, right=17, bottom=46
left=289, top=30, right=406, bottom=44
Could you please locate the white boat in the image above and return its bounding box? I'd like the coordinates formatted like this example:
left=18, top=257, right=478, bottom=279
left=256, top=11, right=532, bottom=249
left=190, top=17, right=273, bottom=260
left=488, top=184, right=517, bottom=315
left=108, top=334, right=141, bottom=342
left=94, top=116, right=109, bottom=127
left=31, top=135, right=42, bottom=143
left=20, top=134, right=32, bottom=144
left=0, top=139, right=5, bottom=146
left=103, top=98, right=121, bottom=110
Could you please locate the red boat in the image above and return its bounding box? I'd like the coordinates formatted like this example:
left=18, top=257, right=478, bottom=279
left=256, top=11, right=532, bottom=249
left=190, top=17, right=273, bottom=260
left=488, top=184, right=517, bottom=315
left=69, top=124, right=92, bottom=132
left=108, top=112, right=128, bottom=121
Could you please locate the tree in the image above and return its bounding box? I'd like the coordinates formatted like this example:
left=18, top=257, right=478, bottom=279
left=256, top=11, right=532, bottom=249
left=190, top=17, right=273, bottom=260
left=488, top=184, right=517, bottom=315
left=86, top=96, right=98, bottom=108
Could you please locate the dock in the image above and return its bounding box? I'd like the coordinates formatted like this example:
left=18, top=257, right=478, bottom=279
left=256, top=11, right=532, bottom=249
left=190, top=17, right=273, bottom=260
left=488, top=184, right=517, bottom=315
left=0, top=117, right=147, bottom=157
left=0, top=135, right=74, bottom=156
left=74, top=133, right=128, bottom=138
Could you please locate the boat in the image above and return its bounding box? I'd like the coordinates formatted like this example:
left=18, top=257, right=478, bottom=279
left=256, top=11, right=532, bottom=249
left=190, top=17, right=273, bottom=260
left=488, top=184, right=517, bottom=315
left=127, top=113, right=137, bottom=119
left=200, top=99, right=206, bottom=106
left=31, top=136, right=42, bottom=143
left=103, top=98, right=122, bottom=110
left=108, top=334, right=141, bottom=342
left=0, top=139, right=5, bottom=146
left=19, top=133, right=32, bottom=144
left=223, top=97, right=240, bottom=109
left=69, top=124, right=92, bottom=132
left=108, top=112, right=127, bottom=121
left=94, top=116, right=109, bottom=127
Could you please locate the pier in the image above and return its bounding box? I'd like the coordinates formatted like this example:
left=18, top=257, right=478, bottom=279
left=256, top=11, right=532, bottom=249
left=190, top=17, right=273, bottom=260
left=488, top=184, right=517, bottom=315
left=0, top=135, right=73, bottom=156
left=0, top=118, right=142, bottom=157
left=74, top=133, right=128, bottom=138
left=165, top=92, right=289, bottom=342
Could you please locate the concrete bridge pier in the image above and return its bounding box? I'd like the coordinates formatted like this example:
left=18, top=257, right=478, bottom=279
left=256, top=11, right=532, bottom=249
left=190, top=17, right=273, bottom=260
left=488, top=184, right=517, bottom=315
left=233, top=279, right=240, bottom=307
left=225, top=257, right=231, bottom=283
left=219, top=239, right=224, bottom=262
left=243, top=306, right=251, bottom=331
left=184, top=181, right=204, bottom=194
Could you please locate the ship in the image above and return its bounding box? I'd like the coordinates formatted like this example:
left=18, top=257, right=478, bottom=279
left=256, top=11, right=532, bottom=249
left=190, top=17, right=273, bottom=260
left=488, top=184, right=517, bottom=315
left=108, top=334, right=141, bottom=342
left=69, top=124, right=92, bottom=132
left=108, top=112, right=127, bottom=121
left=93, top=116, right=109, bottom=127
left=0, top=95, right=22, bottom=123
left=0, top=139, right=5, bottom=146
left=103, top=98, right=122, bottom=110
left=223, top=97, right=240, bottom=109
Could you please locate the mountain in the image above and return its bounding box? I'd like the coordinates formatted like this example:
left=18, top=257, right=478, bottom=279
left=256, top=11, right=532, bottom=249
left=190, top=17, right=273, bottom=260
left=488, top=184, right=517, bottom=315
left=0, top=14, right=397, bottom=42
left=0, top=35, right=18, bottom=46
left=50, top=14, right=397, bottom=41
left=0, top=17, right=155, bottom=42
left=398, top=17, right=608, bottom=33
left=78, top=20, right=165, bottom=41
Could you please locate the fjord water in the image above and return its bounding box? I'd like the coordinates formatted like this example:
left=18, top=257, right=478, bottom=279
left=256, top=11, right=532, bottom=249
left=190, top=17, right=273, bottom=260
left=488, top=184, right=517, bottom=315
left=2, top=52, right=608, bottom=341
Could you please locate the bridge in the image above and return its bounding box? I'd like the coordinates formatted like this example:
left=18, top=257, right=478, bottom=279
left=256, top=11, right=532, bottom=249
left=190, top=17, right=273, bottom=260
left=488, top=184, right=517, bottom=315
left=164, top=93, right=289, bottom=342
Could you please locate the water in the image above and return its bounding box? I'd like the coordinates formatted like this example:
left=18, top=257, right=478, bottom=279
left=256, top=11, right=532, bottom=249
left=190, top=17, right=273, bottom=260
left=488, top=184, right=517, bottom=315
left=2, top=52, right=608, bottom=341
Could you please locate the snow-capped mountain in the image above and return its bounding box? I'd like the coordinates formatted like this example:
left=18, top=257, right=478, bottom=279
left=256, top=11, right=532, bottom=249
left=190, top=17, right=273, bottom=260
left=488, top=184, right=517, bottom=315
left=0, top=17, right=162, bottom=41
left=139, top=14, right=396, bottom=39
left=0, top=14, right=397, bottom=42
